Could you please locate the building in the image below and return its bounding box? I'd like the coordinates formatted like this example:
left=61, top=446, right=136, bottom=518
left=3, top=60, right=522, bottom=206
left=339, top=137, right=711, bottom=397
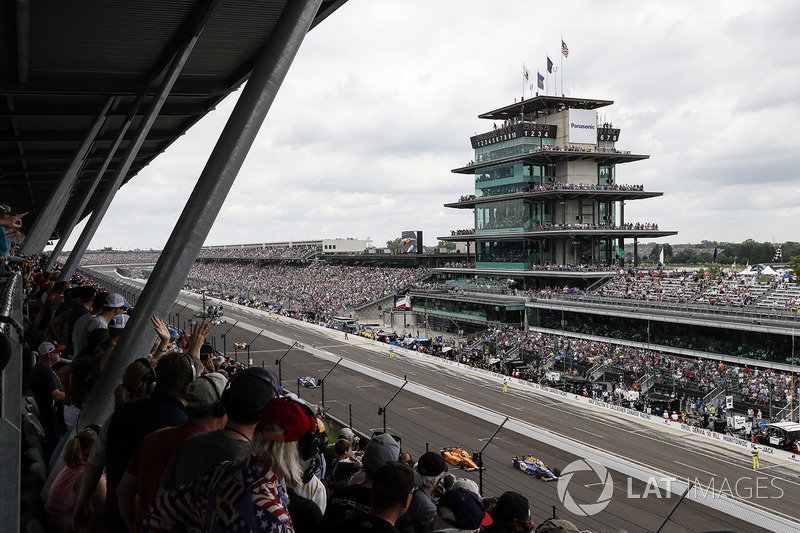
left=437, top=95, right=676, bottom=291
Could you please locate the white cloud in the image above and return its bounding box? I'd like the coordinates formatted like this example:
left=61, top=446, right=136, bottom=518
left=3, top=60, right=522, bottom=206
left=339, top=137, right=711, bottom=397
left=62, top=0, right=800, bottom=251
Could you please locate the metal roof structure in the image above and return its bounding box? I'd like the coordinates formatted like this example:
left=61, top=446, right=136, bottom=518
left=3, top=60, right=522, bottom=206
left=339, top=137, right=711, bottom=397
left=1, top=0, right=346, bottom=244
left=478, top=95, right=614, bottom=121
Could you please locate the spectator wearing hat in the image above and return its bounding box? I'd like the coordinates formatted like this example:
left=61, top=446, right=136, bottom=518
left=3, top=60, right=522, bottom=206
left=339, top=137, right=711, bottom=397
left=142, top=397, right=320, bottom=532
left=159, top=366, right=279, bottom=493
left=408, top=451, right=448, bottom=533
left=534, top=518, right=580, bottom=533
left=27, top=341, right=67, bottom=455
left=43, top=284, right=97, bottom=354
left=451, top=478, right=480, bottom=496
left=432, top=488, right=491, bottom=533
left=118, top=373, right=229, bottom=532
left=333, top=461, right=417, bottom=533
left=70, top=291, right=108, bottom=357
left=321, top=433, right=401, bottom=530
left=72, top=292, right=129, bottom=357
left=65, top=312, right=130, bottom=412
left=485, top=491, right=533, bottom=533
left=45, top=425, right=104, bottom=533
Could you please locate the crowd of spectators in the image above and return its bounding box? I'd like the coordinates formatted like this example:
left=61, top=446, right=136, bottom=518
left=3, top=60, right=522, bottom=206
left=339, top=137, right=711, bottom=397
left=17, top=255, right=581, bottom=532
left=198, top=244, right=321, bottom=260
left=593, top=268, right=782, bottom=308
left=76, top=245, right=324, bottom=266
left=186, top=261, right=431, bottom=322
left=444, top=325, right=799, bottom=414
left=457, top=183, right=645, bottom=202
left=533, top=222, right=659, bottom=232
left=450, top=229, right=475, bottom=236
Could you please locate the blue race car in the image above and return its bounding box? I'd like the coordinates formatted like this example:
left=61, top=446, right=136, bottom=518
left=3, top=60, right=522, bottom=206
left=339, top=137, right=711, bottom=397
left=298, top=376, right=319, bottom=388
left=511, top=455, right=560, bottom=481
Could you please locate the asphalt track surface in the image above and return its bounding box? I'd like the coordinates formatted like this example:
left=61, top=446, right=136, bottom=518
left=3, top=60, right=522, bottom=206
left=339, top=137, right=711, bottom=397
left=100, top=271, right=800, bottom=533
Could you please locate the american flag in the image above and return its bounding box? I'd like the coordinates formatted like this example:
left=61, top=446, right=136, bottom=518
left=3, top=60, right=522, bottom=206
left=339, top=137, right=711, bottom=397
left=561, top=40, right=569, bottom=57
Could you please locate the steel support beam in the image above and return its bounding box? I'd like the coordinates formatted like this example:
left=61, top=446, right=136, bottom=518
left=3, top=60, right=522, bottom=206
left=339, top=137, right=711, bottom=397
left=45, top=100, right=130, bottom=272
left=55, top=0, right=225, bottom=283
left=78, top=0, right=323, bottom=428
left=20, top=97, right=113, bottom=255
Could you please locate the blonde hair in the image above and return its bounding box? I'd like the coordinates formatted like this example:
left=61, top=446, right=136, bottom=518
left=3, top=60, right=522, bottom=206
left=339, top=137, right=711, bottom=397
left=250, top=431, right=304, bottom=484
left=114, top=358, right=153, bottom=407
left=63, top=427, right=98, bottom=467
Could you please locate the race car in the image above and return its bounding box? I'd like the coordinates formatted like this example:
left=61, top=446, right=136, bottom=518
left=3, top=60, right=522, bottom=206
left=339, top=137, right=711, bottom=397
left=441, top=447, right=484, bottom=471
left=511, top=455, right=560, bottom=481
left=234, top=342, right=247, bottom=349
left=298, top=376, right=319, bottom=388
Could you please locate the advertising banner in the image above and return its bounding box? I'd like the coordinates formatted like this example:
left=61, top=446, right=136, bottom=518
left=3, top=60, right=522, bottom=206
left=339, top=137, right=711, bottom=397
left=568, top=109, right=597, bottom=145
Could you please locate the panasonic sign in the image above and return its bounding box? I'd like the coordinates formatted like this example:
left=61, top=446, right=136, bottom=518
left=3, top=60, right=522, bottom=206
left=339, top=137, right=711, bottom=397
left=568, top=109, right=597, bottom=145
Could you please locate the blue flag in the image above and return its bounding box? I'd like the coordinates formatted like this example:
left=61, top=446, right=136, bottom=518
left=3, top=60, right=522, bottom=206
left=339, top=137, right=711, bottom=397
left=547, top=57, right=553, bottom=73
left=537, top=72, right=544, bottom=90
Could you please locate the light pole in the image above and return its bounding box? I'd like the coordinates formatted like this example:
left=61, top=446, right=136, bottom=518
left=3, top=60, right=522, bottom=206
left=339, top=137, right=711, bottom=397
left=219, top=320, right=238, bottom=357
left=174, top=302, right=189, bottom=328
left=378, top=376, right=408, bottom=434
left=244, top=329, right=264, bottom=366
left=319, top=358, right=342, bottom=414
left=477, top=417, right=508, bottom=496
left=276, top=341, right=299, bottom=387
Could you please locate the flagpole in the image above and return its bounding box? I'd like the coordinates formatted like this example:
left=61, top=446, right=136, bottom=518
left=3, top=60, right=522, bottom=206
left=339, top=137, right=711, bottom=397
left=560, top=35, right=564, bottom=96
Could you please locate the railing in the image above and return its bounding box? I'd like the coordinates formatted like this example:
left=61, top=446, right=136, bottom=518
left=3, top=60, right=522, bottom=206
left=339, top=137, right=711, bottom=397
left=0, top=272, right=24, bottom=531
left=541, top=292, right=800, bottom=323
left=639, top=372, right=656, bottom=393
left=703, top=385, right=727, bottom=408
left=772, top=402, right=800, bottom=423
left=587, top=361, right=606, bottom=382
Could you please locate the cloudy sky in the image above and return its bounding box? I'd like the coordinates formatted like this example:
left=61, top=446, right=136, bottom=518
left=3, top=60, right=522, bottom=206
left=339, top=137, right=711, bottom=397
left=59, top=0, right=800, bottom=252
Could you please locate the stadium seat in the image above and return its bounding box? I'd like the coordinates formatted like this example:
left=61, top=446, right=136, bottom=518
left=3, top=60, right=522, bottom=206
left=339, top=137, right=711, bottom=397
left=24, top=395, right=40, bottom=419
left=25, top=446, right=47, bottom=473
left=22, top=516, right=48, bottom=533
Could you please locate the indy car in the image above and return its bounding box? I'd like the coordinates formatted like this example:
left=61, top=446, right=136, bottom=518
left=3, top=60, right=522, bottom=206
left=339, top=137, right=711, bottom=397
left=298, top=376, right=319, bottom=388
left=234, top=342, right=247, bottom=349
left=441, top=447, right=484, bottom=471
left=511, top=455, right=560, bottom=481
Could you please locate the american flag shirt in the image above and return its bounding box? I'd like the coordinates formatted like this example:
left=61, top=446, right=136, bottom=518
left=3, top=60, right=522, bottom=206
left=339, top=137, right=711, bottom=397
left=142, top=455, right=293, bottom=533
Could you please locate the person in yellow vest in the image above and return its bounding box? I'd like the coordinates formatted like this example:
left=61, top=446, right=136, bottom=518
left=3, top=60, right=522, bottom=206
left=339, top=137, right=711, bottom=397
left=389, top=346, right=394, bottom=358
left=503, top=377, right=508, bottom=393
left=751, top=446, right=759, bottom=470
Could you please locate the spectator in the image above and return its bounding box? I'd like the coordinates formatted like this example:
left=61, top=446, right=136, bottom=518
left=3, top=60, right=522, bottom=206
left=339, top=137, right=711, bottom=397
left=327, top=438, right=363, bottom=490
left=159, top=366, right=279, bottom=492
left=43, top=284, right=97, bottom=352
left=27, top=341, right=67, bottom=456
left=118, top=372, right=229, bottom=532
left=71, top=291, right=116, bottom=357
left=142, top=397, right=320, bottom=532
left=408, top=451, right=448, bottom=533
left=431, top=488, right=490, bottom=533
left=332, top=461, right=416, bottom=533
left=45, top=425, right=105, bottom=533
left=0, top=203, right=26, bottom=276
left=321, top=432, right=401, bottom=529
left=535, top=518, right=581, bottom=533
left=101, top=351, right=196, bottom=532
left=485, top=491, right=533, bottom=533
left=72, top=358, right=156, bottom=531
